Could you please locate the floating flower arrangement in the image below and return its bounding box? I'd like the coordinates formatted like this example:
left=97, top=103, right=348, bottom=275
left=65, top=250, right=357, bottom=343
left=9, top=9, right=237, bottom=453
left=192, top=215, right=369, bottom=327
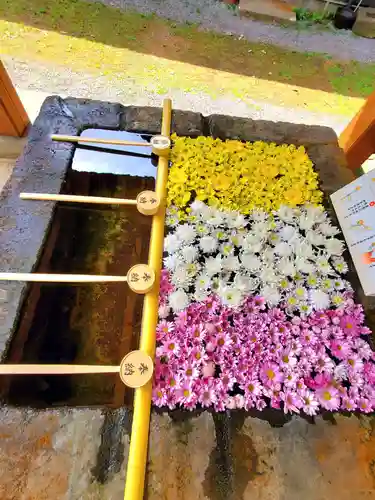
left=168, top=135, right=323, bottom=218
left=153, top=136, right=374, bottom=415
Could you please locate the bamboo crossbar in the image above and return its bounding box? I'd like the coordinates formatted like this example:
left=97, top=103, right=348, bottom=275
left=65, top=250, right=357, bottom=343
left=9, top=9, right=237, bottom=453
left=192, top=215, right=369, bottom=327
left=20, top=192, right=138, bottom=206
left=0, top=364, right=120, bottom=375
left=0, top=273, right=128, bottom=283
left=51, top=134, right=151, bottom=148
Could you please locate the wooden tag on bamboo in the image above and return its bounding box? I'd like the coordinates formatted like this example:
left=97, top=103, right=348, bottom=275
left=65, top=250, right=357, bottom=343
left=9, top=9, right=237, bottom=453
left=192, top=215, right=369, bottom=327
left=136, top=191, right=160, bottom=216
left=126, top=264, right=155, bottom=294
left=119, top=350, right=154, bottom=388
left=150, top=135, right=171, bottom=157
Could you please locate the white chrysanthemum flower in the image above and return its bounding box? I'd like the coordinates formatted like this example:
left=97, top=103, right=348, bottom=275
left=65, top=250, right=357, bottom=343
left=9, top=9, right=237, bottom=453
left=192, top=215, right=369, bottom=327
left=196, top=223, right=209, bottom=236
left=278, top=258, right=296, bottom=277
left=164, top=234, right=181, bottom=253
left=230, top=231, right=244, bottom=248
left=321, top=278, right=334, bottom=292
left=309, top=289, right=330, bottom=310
left=316, top=257, right=333, bottom=275
left=278, top=225, right=298, bottom=242
left=220, top=242, right=234, bottom=257
left=268, top=232, right=281, bottom=245
left=260, top=267, right=278, bottom=283
left=199, top=235, right=218, bottom=254
left=299, top=214, right=316, bottom=231
left=195, top=273, right=211, bottom=290
left=252, top=221, right=269, bottom=238
left=223, top=256, right=240, bottom=272
left=229, top=213, right=247, bottom=229
left=331, top=292, right=346, bottom=307
left=286, top=295, right=299, bottom=310
left=294, top=241, right=314, bottom=259
left=277, top=205, right=296, bottom=222
left=261, top=285, right=281, bottom=306
left=295, top=257, right=315, bottom=274
left=334, top=363, right=347, bottom=381
left=166, top=215, right=179, bottom=227
left=264, top=249, right=277, bottom=264
left=186, top=262, right=200, bottom=278
left=306, top=231, right=325, bottom=247
left=295, top=286, right=307, bottom=300
left=304, top=205, right=326, bottom=224
left=306, top=274, right=319, bottom=288
left=332, top=278, right=346, bottom=290
left=158, top=304, right=170, bottom=319
left=205, top=256, right=222, bottom=276
left=169, top=289, right=189, bottom=312
left=170, top=266, right=192, bottom=288
left=279, top=277, right=291, bottom=291
left=163, top=254, right=180, bottom=272
left=217, top=285, right=243, bottom=307
left=181, top=245, right=198, bottom=264
left=298, top=302, right=312, bottom=316
left=194, top=288, right=209, bottom=303
left=240, top=252, right=261, bottom=271
left=294, top=272, right=304, bottom=283
left=206, top=209, right=225, bottom=227
left=324, top=238, right=345, bottom=256
left=213, top=229, right=227, bottom=240
left=175, top=224, right=197, bottom=244
left=274, top=241, right=293, bottom=257
left=318, top=222, right=340, bottom=237
left=242, top=237, right=263, bottom=253
left=250, top=209, right=268, bottom=222
left=332, top=257, right=348, bottom=274
left=234, top=274, right=259, bottom=292
left=190, top=200, right=206, bottom=213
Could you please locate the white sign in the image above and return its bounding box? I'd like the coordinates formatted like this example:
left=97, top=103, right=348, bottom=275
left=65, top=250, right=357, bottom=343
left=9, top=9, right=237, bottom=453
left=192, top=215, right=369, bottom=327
left=330, top=171, right=375, bottom=296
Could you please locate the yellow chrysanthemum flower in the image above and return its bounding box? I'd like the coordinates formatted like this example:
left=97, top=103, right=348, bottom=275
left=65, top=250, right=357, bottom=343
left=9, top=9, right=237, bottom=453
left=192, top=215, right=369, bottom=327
left=167, top=135, right=323, bottom=217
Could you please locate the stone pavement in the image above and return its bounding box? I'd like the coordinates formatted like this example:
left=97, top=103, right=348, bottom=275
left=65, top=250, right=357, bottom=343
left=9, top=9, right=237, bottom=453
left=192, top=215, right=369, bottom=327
left=0, top=407, right=374, bottom=499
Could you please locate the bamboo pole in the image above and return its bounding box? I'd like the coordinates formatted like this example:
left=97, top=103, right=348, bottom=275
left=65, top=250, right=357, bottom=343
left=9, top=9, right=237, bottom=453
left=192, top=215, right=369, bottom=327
left=51, top=134, right=151, bottom=148
left=20, top=192, right=138, bottom=206
left=0, top=364, right=120, bottom=375
left=123, top=99, right=171, bottom=500
left=0, top=273, right=128, bottom=283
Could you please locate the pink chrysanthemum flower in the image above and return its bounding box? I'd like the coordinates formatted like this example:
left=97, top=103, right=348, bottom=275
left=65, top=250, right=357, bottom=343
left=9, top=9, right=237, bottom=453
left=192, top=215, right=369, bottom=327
left=316, top=385, right=341, bottom=411
left=198, top=384, right=217, bottom=408
left=281, top=390, right=302, bottom=414
left=341, top=396, right=357, bottom=412
left=153, top=384, right=168, bottom=407
left=157, top=320, right=174, bottom=337
left=330, top=339, right=352, bottom=360
left=358, top=398, right=373, bottom=413
left=279, top=349, right=297, bottom=369
left=299, top=388, right=319, bottom=416
left=161, top=338, right=180, bottom=357
left=243, top=378, right=262, bottom=397
left=345, top=353, right=364, bottom=373
left=260, top=363, right=284, bottom=387
left=339, top=315, right=360, bottom=336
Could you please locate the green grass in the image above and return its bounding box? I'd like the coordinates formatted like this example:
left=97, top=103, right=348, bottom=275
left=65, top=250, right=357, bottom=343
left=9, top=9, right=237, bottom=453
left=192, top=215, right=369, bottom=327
left=0, top=0, right=373, bottom=116
left=327, top=63, right=375, bottom=96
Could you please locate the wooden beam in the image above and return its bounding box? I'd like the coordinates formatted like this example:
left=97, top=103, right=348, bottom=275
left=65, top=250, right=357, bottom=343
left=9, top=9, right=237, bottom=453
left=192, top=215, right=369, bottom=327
left=339, top=90, right=375, bottom=172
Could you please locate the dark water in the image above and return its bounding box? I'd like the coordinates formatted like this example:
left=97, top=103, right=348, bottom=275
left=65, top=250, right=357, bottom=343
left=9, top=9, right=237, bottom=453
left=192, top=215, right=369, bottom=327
left=2, top=134, right=156, bottom=407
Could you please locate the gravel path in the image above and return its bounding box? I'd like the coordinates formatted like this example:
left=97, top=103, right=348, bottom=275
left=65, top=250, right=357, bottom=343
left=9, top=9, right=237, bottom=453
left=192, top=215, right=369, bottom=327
left=4, top=56, right=350, bottom=134
left=94, top=0, right=375, bottom=63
